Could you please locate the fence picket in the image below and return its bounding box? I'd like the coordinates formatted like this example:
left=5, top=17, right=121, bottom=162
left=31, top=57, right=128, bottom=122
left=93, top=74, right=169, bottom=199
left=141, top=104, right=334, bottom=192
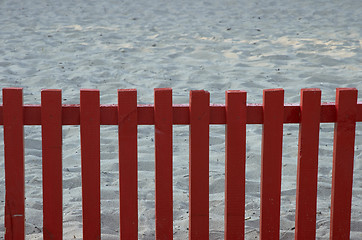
left=330, top=88, right=357, bottom=239
left=260, top=89, right=284, bottom=240
left=80, top=90, right=101, bottom=239
left=295, top=89, right=321, bottom=239
left=3, top=88, right=25, bottom=240
left=154, top=88, right=173, bottom=239
left=118, top=89, right=138, bottom=239
left=41, top=90, right=63, bottom=239
left=225, top=91, right=246, bottom=240
left=189, top=90, right=210, bottom=240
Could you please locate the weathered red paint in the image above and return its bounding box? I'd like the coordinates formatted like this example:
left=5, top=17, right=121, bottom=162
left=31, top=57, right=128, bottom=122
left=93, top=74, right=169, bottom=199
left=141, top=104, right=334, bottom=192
left=118, top=89, right=138, bottom=240
left=189, top=90, right=210, bottom=240
left=225, top=90, right=246, bottom=240
left=41, top=90, right=63, bottom=240
left=295, top=89, right=321, bottom=240
left=80, top=90, right=101, bottom=239
left=330, top=88, right=357, bottom=239
left=154, top=88, right=173, bottom=240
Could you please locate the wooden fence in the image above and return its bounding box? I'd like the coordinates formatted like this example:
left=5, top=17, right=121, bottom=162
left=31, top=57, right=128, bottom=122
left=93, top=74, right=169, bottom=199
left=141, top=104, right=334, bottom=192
left=0, top=87, right=360, bottom=239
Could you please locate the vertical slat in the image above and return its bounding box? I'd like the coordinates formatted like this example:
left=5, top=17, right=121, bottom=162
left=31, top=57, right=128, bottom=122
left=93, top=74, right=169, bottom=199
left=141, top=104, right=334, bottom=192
left=80, top=90, right=101, bottom=239
left=3, top=88, right=25, bottom=240
left=295, top=89, right=321, bottom=240
left=154, top=88, right=173, bottom=239
left=260, top=89, right=284, bottom=240
left=189, top=90, right=210, bottom=240
left=41, top=90, right=63, bottom=239
left=118, top=89, right=138, bottom=240
left=225, top=90, right=246, bottom=240
left=330, top=88, right=357, bottom=239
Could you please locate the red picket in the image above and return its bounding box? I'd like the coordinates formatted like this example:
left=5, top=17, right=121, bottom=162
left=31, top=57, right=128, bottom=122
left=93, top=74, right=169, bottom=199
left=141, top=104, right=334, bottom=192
left=3, top=88, right=25, bottom=240
left=189, top=90, right=210, bottom=240
left=118, top=89, right=138, bottom=240
left=295, top=89, right=321, bottom=239
left=154, top=88, right=173, bottom=239
left=41, top=90, right=63, bottom=240
left=260, top=89, right=284, bottom=240
left=80, top=90, right=101, bottom=239
left=224, top=90, right=247, bottom=240
left=330, top=88, right=357, bottom=239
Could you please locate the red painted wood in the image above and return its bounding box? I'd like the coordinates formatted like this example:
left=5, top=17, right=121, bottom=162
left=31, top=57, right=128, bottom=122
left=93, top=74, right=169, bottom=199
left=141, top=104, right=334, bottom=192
left=1, top=88, right=362, bottom=239
left=154, top=88, right=173, bottom=240
left=118, top=89, right=138, bottom=240
left=3, top=88, right=25, bottom=240
left=295, top=89, right=321, bottom=240
left=189, top=90, right=210, bottom=240
left=330, top=88, right=357, bottom=239
left=41, top=90, right=63, bottom=239
left=224, top=91, right=246, bottom=240
left=80, top=90, right=101, bottom=239
left=2, top=103, right=362, bottom=126
left=260, top=89, right=284, bottom=240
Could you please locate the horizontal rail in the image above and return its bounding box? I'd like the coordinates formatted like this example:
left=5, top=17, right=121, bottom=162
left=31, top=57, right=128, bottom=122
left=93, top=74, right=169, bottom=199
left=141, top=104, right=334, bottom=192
left=0, top=103, right=362, bottom=125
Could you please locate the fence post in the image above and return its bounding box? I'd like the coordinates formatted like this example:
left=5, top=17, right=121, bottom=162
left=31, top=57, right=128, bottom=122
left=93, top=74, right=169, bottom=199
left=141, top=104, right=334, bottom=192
left=295, top=89, right=321, bottom=240
left=260, top=89, right=284, bottom=240
left=80, top=89, right=101, bottom=239
left=189, top=90, right=210, bottom=240
left=3, top=88, right=25, bottom=240
left=118, top=89, right=138, bottom=240
left=225, top=90, right=246, bottom=240
left=41, top=89, right=63, bottom=239
left=330, top=88, right=357, bottom=239
left=154, top=88, right=173, bottom=239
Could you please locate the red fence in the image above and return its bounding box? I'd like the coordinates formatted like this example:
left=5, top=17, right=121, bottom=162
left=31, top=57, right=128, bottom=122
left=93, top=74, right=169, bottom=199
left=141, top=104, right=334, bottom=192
left=0, top=87, right=361, bottom=239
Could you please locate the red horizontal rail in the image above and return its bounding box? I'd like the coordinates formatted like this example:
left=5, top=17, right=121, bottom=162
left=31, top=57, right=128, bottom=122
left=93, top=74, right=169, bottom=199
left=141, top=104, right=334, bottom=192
left=0, top=103, right=362, bottom=125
